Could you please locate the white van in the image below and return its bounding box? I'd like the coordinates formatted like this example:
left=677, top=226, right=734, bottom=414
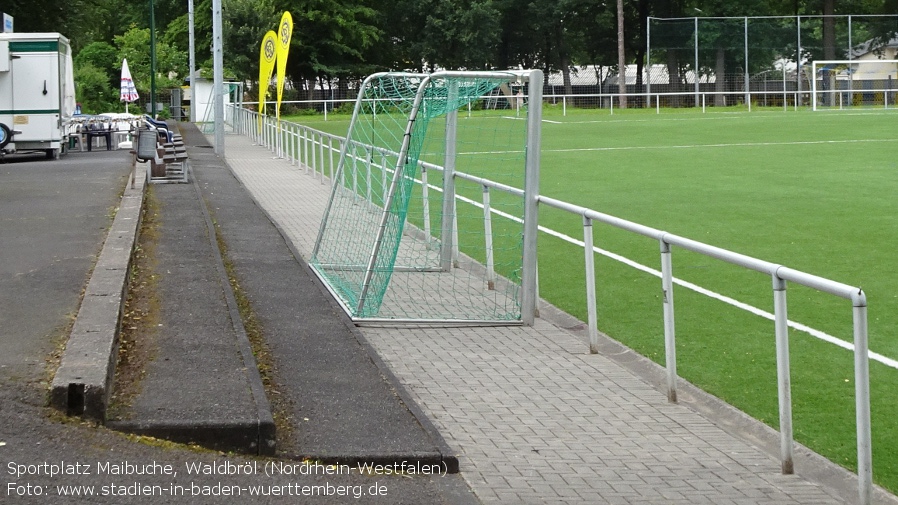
left=0, top=32, right=76, bottom=159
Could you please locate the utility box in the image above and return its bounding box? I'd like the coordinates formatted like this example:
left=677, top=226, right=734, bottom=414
left=0, top=32, right=75, bottom=159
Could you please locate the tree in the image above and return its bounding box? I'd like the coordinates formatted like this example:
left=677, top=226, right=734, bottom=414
left=280, top=0, right=381, bottom=100
left=222, top=0, right=278, bottom=86
left=74, top=42, right=120, bottom=92
left=617, top=0, right=627, bottom=107
left=165, top=0, right=214, bottom=72
left=692, top=0, right=772, bottom=105
left=413, top=0, right=502, bottom=70
left=3, top=0, right=90, bottom=45
left=115, top=26, right=188, bottom=97
left=73, top=63, right=118, bottom=114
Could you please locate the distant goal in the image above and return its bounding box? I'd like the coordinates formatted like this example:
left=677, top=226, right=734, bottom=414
left=310, top=70, right=543, bottom=324
left=811, top=59, right=898, bottom=110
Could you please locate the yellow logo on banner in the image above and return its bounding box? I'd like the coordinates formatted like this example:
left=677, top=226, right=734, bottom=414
left=275, top=12, right=293, bottom=121
left=258, top=30, right=278, bottom=120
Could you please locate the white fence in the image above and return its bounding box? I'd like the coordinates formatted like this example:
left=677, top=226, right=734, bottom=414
left=226, top=104, right=874, bottom=505
left=250, top=86, right=898, bottom=122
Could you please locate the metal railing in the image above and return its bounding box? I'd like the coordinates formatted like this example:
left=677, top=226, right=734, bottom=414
left=241, top=86, right=898, bottom=123
left=226, top=104, right=874, bottom=505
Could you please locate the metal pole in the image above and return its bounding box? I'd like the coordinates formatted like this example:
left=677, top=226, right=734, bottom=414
left=366, top=148, right=373, bottom=203
left=149, top=0, right=157, bottom=117
left=521, top=70, right=543, bottom=326
left=422, top=167, right=431, bottom=241
left=812, top=61, right=818, bottom=111
left=354, top=75, right=433, bottom=314
left=440, top=80, right=459, bottom=272
left=212, top=0, right=224, bottom=155
left=695, top=17, right=700, bottom=107
left=848, top=16, right=853, bottom=105
left=797, top=16, right=802, bottom=107
left=660, top=238, right=677, bottom=403
left=484, top=187, right=496, bottom=290
left=584, top=216, right=599, bottom=353
left=452, top=211, right=459, bottom=268
left=783, top=58, right=788, bottom=112
left=319, top=132, right=325, bottom=182
left=188, top=0, right=196, bottom=122
left=853, top=293, right=872, bottom=505
left=312, top=129, right=319, bottom=178
left=329, top=136, right=335, bottom=183
left=773, top=274, right=794, bottom=474
left=380, top=153, right=387, bottom=203
left=646, top=18, right=652, bottom=99
left=745, top=17, right=750, bottom=109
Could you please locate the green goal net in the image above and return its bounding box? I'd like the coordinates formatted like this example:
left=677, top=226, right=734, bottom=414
left=310, top=70, right=542, bottom=323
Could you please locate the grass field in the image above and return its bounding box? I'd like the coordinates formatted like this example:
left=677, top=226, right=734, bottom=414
left=286, top=105, right=898, bottom=492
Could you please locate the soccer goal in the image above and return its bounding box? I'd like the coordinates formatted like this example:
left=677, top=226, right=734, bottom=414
left=310, top=70, right=543, bottom=324
left=811, top=59, right=898, bottom=110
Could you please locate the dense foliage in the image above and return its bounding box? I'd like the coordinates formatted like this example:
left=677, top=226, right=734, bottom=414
left=3, top=0, right=894, bottom=111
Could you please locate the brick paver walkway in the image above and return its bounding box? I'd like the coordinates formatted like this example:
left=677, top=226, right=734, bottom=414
left=220, top=131, right=884, bottom=504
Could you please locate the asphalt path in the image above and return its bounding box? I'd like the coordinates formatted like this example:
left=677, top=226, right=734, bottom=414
left=0, top=149, right=477, bottom=504
left=0, top=150, right=132, bottom=383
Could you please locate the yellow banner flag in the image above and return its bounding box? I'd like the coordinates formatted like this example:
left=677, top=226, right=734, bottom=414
left=258, top=30, right=278, bottom=120
left=275, top=12, right=293, bottom=121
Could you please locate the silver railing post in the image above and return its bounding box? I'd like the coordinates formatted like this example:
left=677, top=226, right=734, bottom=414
left=584, top=215, right=599, bottom=353
left=289, top=124, right=296, bottom=166
left=329, top=136, right=335, bottom=183
left=318, top=131, right=325, bottom=182
left=853, top=290, right=872, bottom=505
left=440, top=80, right=459, bottom=272
left=422, top=166, right=431, bottom=241
left=521, top=69, right=543, bottom=325
left=483, top=186, right=496, bottom=290
left=772, top=272, right=794, bottom=474
left=366, top=148, right=373, bottom=203
left=660, top=237, right=677, bottom=403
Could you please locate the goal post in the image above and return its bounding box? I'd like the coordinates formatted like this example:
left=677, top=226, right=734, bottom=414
left=811, top=59, right=898, bottom=110
left=310, top=70, right=543, bottom=324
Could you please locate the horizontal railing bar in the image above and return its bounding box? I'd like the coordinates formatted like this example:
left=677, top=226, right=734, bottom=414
left=538, top=195, right=664, bottom=240
left=455, top=172, right=526, bottom=197
left=776, top=266, right=866, bottom=305
left=235, top=106, right=867, bottom=305
left=537, top=194, right=864, bottom=302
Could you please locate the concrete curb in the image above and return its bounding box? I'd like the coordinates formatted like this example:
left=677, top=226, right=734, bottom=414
left=219, top=153, right=460, bottom=473
left=106, top=168, right=276, bottom=456
left=50, top=170, right=145, bottom=421
left=104, top=419, right=273, bottom=455
left=190, top=179, right=277, bottom=455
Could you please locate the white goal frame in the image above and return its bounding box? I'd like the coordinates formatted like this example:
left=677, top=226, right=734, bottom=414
left=310, top=70, right=544, bottom=325
left=811, top=59, right=898, bottom=111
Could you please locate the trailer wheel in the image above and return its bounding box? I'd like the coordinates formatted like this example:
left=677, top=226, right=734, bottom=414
left=0, top=124, right=10, bottom=149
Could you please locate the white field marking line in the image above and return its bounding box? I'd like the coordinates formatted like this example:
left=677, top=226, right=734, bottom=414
left=407, top=172, right=898, bottom=370
left=548, top=115, right=745, bottom=125
left=541, top=109, right=898, bottom=125
left=553, top=138, right=892, bottom=153
left=457, top=137, right=892, bottom=156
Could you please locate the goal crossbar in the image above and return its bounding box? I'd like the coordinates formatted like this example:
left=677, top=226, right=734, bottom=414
left=811, top=59, right=898, bottom=111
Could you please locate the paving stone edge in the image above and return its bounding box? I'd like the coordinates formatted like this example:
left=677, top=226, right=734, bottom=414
left=220, top=158, right=461, bottom=474
left=189, top=179, right=277, bottom=455
left=50, top=168, right=146, bottom=421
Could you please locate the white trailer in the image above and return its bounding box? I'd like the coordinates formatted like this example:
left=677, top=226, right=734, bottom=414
left=0, top=32, right=76, bottom=159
